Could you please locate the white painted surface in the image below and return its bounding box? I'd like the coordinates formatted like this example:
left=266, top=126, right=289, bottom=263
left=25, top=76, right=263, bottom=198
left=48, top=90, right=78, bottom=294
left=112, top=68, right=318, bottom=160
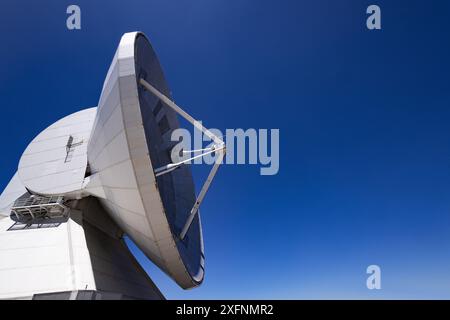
left=0, top=200, right=164, bottom=300
left=0, top=213, right=96, bottom=299
left=18, top=108, right=97, bottom=197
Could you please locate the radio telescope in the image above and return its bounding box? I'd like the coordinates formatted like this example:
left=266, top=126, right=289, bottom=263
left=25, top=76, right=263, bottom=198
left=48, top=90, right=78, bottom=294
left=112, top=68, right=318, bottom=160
left=0, top=32, right=225, bottom=300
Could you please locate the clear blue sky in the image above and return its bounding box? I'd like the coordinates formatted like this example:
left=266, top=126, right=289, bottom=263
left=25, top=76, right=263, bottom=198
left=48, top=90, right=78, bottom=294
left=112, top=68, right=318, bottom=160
left=1, top=0, right=450, bottom=299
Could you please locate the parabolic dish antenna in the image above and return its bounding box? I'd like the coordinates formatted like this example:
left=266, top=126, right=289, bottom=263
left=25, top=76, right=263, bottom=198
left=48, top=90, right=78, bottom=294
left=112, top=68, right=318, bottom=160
left=83, top=32, right=225, bottom=289
left=0, top=32, right=225, bottom=293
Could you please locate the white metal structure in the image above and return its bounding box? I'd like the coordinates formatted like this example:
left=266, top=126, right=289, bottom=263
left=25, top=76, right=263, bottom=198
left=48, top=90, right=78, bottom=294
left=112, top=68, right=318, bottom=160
left=0, top=32, right=224, bottom=299
left=18, top=108, right=96, bottom=197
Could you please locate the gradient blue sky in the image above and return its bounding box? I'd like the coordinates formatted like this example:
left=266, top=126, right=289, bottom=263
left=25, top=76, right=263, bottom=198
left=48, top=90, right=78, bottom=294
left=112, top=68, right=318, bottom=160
left=1, top=0, right=450, bottom=299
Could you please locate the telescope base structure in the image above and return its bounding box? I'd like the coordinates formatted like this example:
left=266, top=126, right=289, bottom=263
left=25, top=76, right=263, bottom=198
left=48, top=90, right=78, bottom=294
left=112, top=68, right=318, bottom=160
left=0, top=197, right=164, bottom=300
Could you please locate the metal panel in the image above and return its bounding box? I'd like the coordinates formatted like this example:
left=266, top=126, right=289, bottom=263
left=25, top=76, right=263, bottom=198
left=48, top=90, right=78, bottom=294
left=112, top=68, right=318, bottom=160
left=17, top=108, right=97, bottom=197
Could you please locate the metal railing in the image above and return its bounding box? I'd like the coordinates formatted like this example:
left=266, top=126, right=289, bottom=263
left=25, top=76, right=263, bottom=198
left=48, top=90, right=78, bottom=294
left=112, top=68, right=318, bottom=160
left=11, top=195, right=68, bottom=221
